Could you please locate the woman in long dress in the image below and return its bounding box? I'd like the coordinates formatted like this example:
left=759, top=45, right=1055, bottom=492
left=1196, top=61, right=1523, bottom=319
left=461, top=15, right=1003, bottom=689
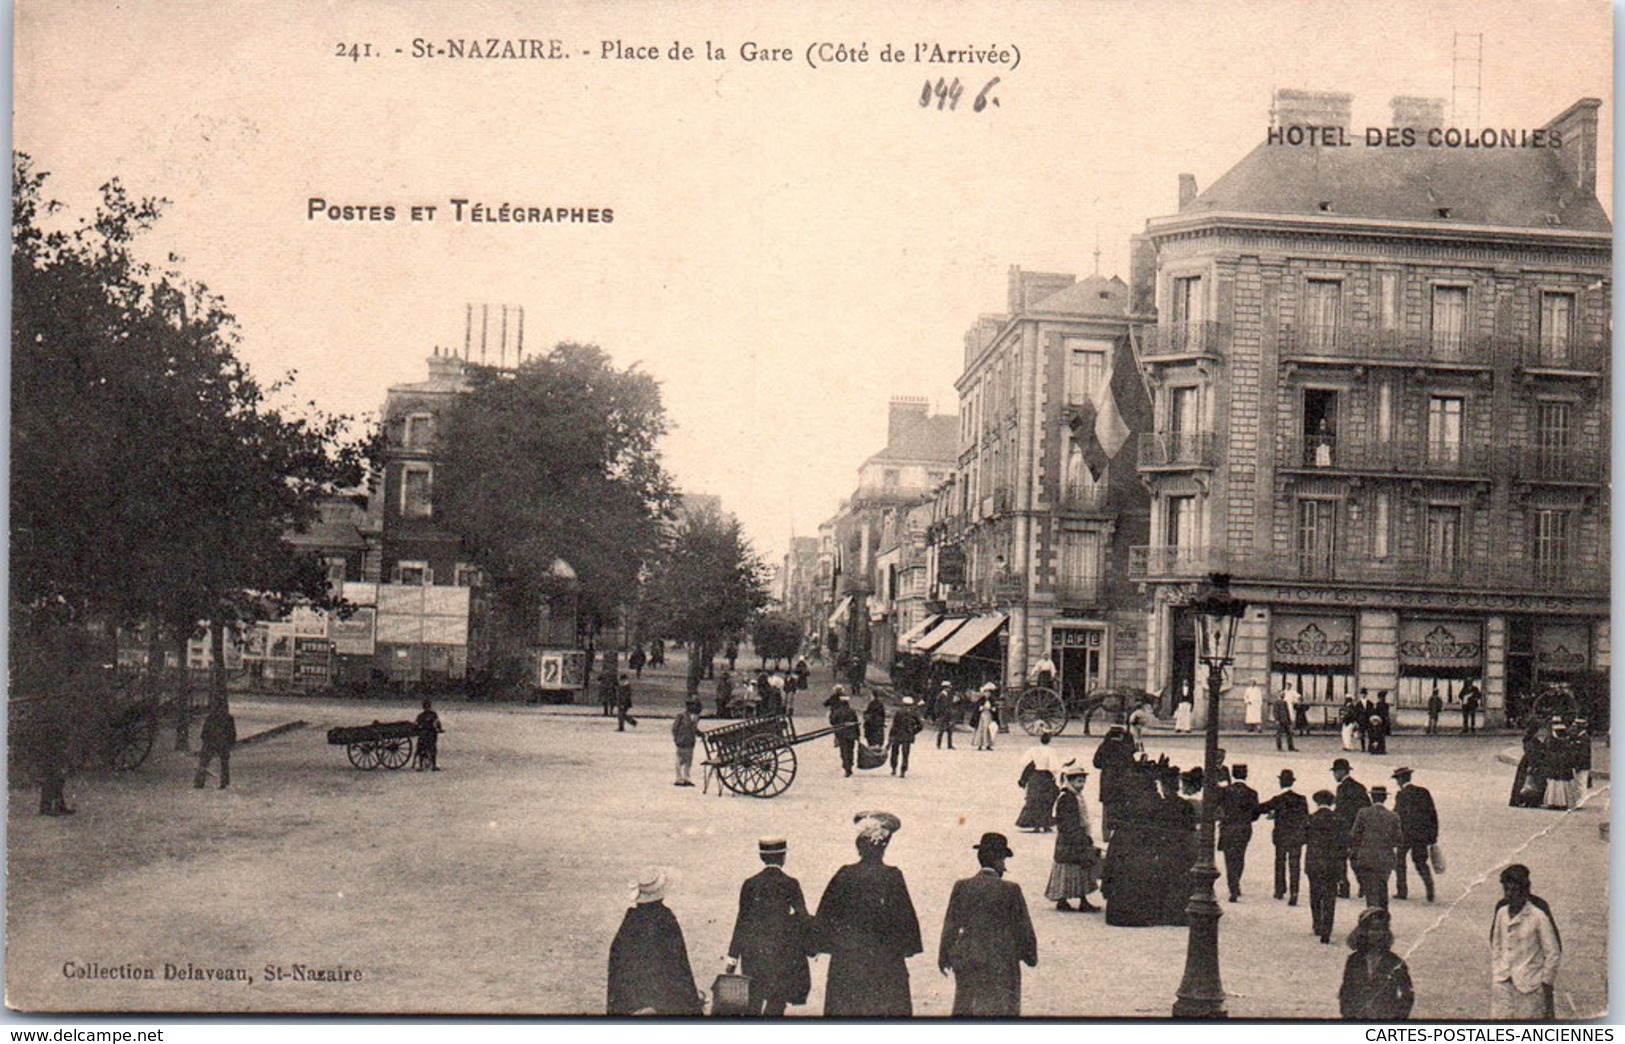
left=972, top=686, right=999, bottom=750
left=1016, top=732, right=1061, bottom=831
left=1243, top=681, right=1265, bottom=732
left=1046, top=765, right=1100, bottom=912
left=1173, top=698, right=1193, bottom=733
left=815, top=812, right=922, bottom=1017
left=1542, top=723, right=1581, bottom=809
left=607, top=868, right=703, bottom=1015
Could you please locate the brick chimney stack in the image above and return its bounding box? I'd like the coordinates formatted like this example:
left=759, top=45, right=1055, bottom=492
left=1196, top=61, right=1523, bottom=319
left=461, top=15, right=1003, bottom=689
left=887, top=396, right=930, bottom=447
left=1545, top=98, right=1601, bottom=196
left=1178, top=174, right=1198, bottom=210
left=1270, top=88, right=1354, bottom=129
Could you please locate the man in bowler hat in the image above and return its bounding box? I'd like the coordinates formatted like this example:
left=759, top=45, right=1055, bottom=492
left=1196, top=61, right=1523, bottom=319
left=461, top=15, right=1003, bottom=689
left=938, top=832, right=1038, bottom=1017
left=727, top=837, right=814, bottom=1016
left=1331, top=757, right=1370, bottom=898
left=1391, top=767, right=1439, bottom=902
left=1217, top=763, right=1259, bottom=902
left=1349, top=784, right=1404, bottom=909
left=1256, top=768, right=1309, bottom=904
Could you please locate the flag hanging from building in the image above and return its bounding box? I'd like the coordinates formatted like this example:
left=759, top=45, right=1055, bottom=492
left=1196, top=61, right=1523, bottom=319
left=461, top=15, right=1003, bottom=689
left=1069, top=350, right=1132, bottom=481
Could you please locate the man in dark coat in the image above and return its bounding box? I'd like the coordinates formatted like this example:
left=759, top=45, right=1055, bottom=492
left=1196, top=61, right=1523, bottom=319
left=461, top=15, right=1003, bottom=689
left=1092, top=725, right=1138, bottom=841
left=1217, top=763, right=1259, bottom=902
left=1273, top=691, right=1297, bottom=751
left=727, top=837, right=813, bottom=1016
left=1460, top=679, right=1483, bottom=733
left=1356, top=688, right=1373, bottom=751
left=616, top=674, right=638, bottom=731
left=1331, top=758, right=1370, bottom=898
left=1349, top=785, right=1404, bottom=909
left=829, top=695, right=860, bottom=777
left=607, top=868, right=702, bottom=1015
left=414, top=699, right=442, bottom=771
left=1101, top=760, right=1165, bottom=926
left=862, top=692, right=888, bottom=749
left=938, top=832, right=1038, bottom=1017
left=1305, top=790, right=1347, bottom=943
left=888, top=697, right=924, bottom=777
left=1391, top=767, right=1439, bottom=902
left=194, top=703, right=237, bottom=789
left=815, top=812, right=922, bottom=1016
left=1256, top=769, right=1308, bottom=904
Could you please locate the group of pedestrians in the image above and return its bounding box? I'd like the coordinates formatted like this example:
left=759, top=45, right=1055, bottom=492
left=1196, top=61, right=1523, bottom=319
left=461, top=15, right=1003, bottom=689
left=1510, top=716, right=1592, bottom=810
left=607, top=812, right=1039, bottom=1017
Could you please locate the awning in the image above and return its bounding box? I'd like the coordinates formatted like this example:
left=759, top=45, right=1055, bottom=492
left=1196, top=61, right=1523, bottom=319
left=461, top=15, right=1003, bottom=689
left=896, top=615, right=942, bottom=650
left=827, top=596, right=853, bottom=629
left=911, top=616, right=970, bottom=654
left=933, top=613, right=1008, bottom=664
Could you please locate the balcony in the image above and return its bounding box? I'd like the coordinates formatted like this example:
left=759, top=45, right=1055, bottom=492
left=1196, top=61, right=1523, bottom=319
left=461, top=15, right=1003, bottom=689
left=1054, top=483, right=1111, bottom=515
left=1279, top=324, right=1493, bottom=368
left=1517, top=340, right=1607, bottom=377
left=1507, top=445, right=1608, bottom=485
left=1278, top=435, right=1493, bottom=478
left=1143, top=321, right=1227, bottom=360
left=1052, top=576, right=1103, bottom=606
left=1139, top=431, right=1218, bottom=470
left=1128, top=545, right=1608, bottom=595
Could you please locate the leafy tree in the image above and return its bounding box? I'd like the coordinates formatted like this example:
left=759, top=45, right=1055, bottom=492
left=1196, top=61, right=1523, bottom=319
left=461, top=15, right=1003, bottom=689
left=432, top=346, right=675, bottom=671
left=11, top=153, right=366, bottom=728
left=640, top=507, right=768, bottom=687
left=751, top=613, right=802, bottom=669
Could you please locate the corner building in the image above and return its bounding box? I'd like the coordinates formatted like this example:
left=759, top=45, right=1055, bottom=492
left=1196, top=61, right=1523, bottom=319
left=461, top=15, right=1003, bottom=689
left=1130, top=92, right=1610, bottom=725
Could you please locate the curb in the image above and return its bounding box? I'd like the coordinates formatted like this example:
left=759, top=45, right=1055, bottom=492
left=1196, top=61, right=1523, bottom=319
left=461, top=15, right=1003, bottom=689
left=239, top=721, right=308, bottom=746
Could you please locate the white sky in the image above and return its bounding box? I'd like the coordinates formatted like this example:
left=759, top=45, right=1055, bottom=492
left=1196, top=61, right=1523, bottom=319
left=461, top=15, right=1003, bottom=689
left=12, top=0, right=1612, bottom=562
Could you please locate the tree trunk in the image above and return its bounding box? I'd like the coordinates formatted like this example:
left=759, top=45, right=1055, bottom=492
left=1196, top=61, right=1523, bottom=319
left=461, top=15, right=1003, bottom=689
left=210, top=622, right=229, bottom=713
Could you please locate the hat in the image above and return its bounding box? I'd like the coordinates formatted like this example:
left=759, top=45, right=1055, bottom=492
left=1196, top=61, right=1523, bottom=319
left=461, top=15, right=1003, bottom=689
left=1313, top=789, right=1335, bottom=806
left=1331, top=758, right=1352, bottom=772
left=973, top=832, right=1014, bottom=859
left=940, top=681, right=953, bottom=688
left=854, top=810, right=902, bottom=844
left=902, top=696, right=916, bottom=706
left=632, top=867, right=668, bottom=905
left=758, top=837, right=787, bottom=856
left=1279, top=769, right=1296, bottom=786
left=1061, top=761, right=1088, bottom=780
left=980, top=682, right=998, bottom=693
left=832, top=684, right=846, bottom=695
left=1231, top=763, right=1249, bottom=780
left=1369, top=784, right=1388, bottom=799
left=1391, top=766, right=1413, bottom=780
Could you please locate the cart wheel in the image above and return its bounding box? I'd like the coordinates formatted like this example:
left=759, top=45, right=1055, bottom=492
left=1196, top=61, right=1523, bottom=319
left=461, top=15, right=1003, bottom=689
left=348, top=743, right=381, bottom=770
left=110, top=720, right=157, bottom=771
left=377, top=738, right=413, bottom=770
left=1016, top=687, right=1068, bottom=736
left=736, top=737, right=795, bottom=798
left=716, top=758, right=747, bottom=795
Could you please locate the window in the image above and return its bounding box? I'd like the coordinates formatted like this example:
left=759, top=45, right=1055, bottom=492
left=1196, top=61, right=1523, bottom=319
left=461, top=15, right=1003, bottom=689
left=1171, top=275, right=1205, bottom=325
left=1372, top=379, right=1394, bottom=442
left=1377, top=271, right=1401, bottom=331
left=1165, top=495, right=1198, bottom=549
left=1302, top=278, right=1342, bottom=351
left=1062, top=442, right=1102, bottom=507
left=1532, top=509, right=1570, bottom=581
left=402, top=411, right=436, bottom=449
left=1168, top=386, right=1201, bottom=433
left=1296, top=499, right=1337, bottom=577
left=1539, top=292, right=1575, bottom=363
left=401, top=464, right=433, bottom=518
left=1431, top=286, right=1468, bottom=358
left=1535, top=401, right=1571, bottom=470
left=1427, top=396, right=1464, bottom=465
left=1057, top=530, right=1102, bottom=597
left=1303, top=388, right=1340, bottom=466
left=454, top=563, right=482, bottom=587
left=1065, top=338, right=1108, bottom=406
left=1425, top=506, right=1462, bottom=575
left=1370, top=491, right=1391, bottom=559
left=395, top=560, right=431, bottom=586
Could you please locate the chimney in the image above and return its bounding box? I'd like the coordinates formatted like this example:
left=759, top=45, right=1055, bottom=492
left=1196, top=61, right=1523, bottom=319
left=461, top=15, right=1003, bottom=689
left=964, top=315, right=1004, bottom=367
left=1390, top=95, right=1445, bottom=130
left=887, top=396, right=930, bottom=447
left=1006, top=265, right=1076, bottom=313
left=1178, top=174, right=1198, bottom=210
left=1545, top=97, right=1601, bottom=196
left=1270, top=88, right=1353, bottom=129
left=1128, top=233, right=1158, bottom=315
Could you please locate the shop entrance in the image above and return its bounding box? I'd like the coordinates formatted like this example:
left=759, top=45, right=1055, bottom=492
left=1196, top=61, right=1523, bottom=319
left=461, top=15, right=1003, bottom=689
left=1051, top=626, right=1104, bottom=705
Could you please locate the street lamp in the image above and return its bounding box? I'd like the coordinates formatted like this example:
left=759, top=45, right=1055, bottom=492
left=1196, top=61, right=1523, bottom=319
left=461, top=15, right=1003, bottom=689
left=1173, top=572, right=1247, bottom=1019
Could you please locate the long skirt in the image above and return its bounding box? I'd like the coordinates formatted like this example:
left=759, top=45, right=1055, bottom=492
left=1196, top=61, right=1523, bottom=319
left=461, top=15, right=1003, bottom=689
left=1173, top=705, right=1193, bottom=732
left=1017, top=773, right=1059, bottom=830
left=1044, top=860, right=1099, bottom=901
left=1340, top=723, right=1359, bottom=751
left=973, top=711, right=996, bottom=750
left=1544, top=777, right=1580, bottom=809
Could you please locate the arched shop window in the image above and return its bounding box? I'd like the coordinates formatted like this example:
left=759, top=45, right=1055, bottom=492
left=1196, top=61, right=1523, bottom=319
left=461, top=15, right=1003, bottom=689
left=1396, top=618, right=1483, bottom=708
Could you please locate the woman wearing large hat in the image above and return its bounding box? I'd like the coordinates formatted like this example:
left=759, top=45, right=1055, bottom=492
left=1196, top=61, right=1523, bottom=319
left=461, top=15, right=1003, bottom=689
left=1045, top=763, right=1101, bottom=912
left=813, top=812, right=923, bottom=1016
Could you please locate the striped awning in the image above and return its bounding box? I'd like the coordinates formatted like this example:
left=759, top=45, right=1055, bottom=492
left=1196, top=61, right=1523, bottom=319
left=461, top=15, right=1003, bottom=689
left=911, top=616, right=970, bottom=654
left=827, top=596, right=853, bottom=629
left=896, top=615, right=942, bottom=651
left=932, top=613, right=1008, bottom=663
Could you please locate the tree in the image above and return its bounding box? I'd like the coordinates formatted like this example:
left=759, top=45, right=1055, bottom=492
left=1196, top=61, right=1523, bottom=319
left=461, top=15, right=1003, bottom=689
left=11, top=153, right=366, bottom=726
left=432, top=346, right=675, bottom=674
left=751, top=614, right=802, bottom=669
left=641, top=507, right=769, bottom=688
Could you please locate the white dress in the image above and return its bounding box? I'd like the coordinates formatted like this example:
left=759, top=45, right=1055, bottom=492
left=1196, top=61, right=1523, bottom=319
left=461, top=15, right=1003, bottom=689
left=1243, top=686, right=1264, bottom=727
left=1174, top=701, right=1193, bottom=732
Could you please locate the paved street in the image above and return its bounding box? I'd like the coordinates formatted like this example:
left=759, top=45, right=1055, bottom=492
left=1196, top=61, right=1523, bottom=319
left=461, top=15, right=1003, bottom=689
left=5, top=677, right=1608, bottom=1018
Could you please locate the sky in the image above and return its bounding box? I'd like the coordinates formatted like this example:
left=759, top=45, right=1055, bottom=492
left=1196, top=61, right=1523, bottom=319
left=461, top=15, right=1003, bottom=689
left=12, top=0, right=1612, bottom=563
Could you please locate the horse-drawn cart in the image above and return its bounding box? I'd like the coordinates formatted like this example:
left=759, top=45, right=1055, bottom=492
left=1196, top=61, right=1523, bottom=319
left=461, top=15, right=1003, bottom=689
left=1012, top=685, right=1155, bottom=737
left=326, top=721, right=417, bottom=770
left=699, top=713, right=873, bottom=798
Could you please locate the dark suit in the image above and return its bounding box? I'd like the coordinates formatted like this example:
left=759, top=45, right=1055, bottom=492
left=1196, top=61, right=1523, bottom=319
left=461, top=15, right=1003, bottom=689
left=1349, top=804, right=1404, bottom=909
left=1217, top=781, right=1259, bottom=900
left=1393, top=783, right=1439, bottom=901
left=728, top=866, right=813, bottom=1015
left=829, top=705, right=859, bottom=776
left=1334, top=776, right=1370, bottom=897
left=1256, top=789, right=1309, bottom=902
left=937, top=869, right=1038, bottom=1017
left=1305, top=808, right=1347, bottom=940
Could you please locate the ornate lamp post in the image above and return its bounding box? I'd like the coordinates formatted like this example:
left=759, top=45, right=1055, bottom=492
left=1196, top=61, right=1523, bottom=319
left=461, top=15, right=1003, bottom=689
left=1173, top=573, right=1247, bottom=1018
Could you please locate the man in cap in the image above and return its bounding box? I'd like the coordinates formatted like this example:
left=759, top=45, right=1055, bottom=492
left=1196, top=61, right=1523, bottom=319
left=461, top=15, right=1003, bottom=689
left=1256, top=769, right=1308, bottom=904
left=828, top=690, right=860, bottom=777
left=1217, top=763, right=1259, bottom=902
left=1349, top=784, right=1403, bottom=909
left=933, top=681, right=959, bottom=750
left=815, top=811, right=922, bottom=1016
left=888, top=696, right=924, bottom=777
left=1489, top=863, right=1561, bottom=1019
left=938, top=832, right=1038, bottom=1016
left=1391, top=767, right=1438, bottom=902
left=1331, top=758, right=1370, bottom=899
left=727, top=838, right=814, bottom=1016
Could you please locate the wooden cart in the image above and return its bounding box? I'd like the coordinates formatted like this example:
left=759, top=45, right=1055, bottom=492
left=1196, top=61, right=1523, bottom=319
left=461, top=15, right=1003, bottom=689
left=326, top=721, right=417, bottom=770
left=698, top=713, right=866, bottom=798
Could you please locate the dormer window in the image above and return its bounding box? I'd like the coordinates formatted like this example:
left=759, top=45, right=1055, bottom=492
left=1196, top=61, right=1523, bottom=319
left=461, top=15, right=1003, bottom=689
left=402, top=411, right=436, bottom=449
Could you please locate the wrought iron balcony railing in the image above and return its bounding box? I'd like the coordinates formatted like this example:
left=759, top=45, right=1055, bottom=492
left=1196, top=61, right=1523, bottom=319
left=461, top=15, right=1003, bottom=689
left=1052, top=576, right=1103, bottom=606
left=1519, top=340, right=1608, bottom=373
left=1054, top=483, right=1111, bottom=514
left=1507, top=445, right=1608, bottom=485
left=1143, top=321, right=1228, bottom=359
left=1138, top=431, right=1218, bottom=469
left=1128, top=545, right=1607, bottom=595
left=1279, top=324, right=1494, bottom=367
left=1278, top=435, right=1494, bottom=477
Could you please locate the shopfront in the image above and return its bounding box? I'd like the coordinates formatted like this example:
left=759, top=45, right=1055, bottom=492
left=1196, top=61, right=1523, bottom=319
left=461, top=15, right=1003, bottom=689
left=1396, top=617, right=1484, bottom=709
left=1269, top=613, right=1357, bottom=705
left=1049, top=624, right=1106, bottom=706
